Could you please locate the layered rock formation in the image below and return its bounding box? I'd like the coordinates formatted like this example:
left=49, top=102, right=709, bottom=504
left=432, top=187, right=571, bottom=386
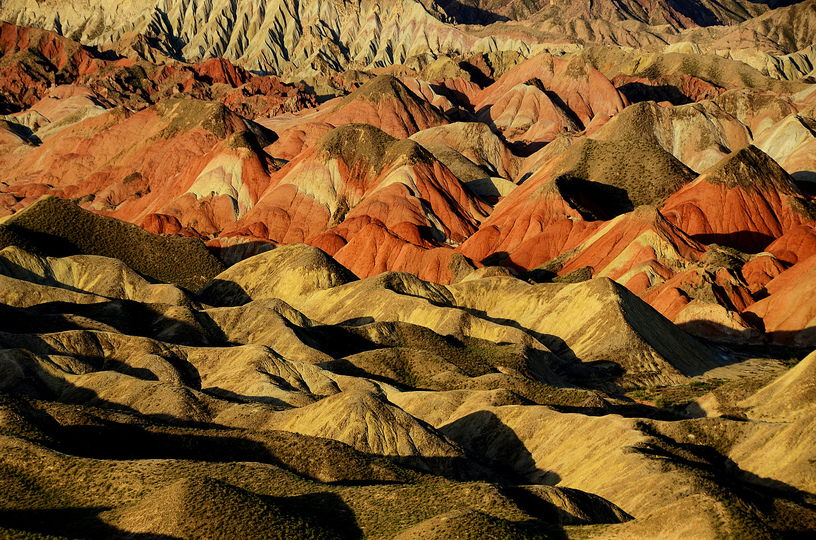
left=1, top=10, right=816, bottom=538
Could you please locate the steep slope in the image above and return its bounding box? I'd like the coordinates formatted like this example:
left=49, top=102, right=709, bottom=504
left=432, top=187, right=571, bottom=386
left=223, top=124, right=488, bottom=279
left=317, top=75, right=449, bottom=138
left=446, top=276, right=718, bottom=386
left=0, top=0, right=477, bottom=78
left=0, top=22, right=317, bottom=115
left=660, top=145, right=816, bottom=253
left=473, top=54, right=628, bottom=147
left=529, top=206, right=708, bottom=291
left=743, top=253, right=816, bottom=345
left=458, top=137, right=696, bottom=267
left=724, top=351, right=816, bottom=494
left=752, top=108, right=816, bottom=179
left=409, top=122, right=521, bottom=180
left=0, top=97, right=281, bottom=237
left=591, top=100, right=752, bottom=172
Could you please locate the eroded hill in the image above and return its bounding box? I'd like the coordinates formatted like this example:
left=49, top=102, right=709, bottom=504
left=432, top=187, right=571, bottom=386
left=1, top=7, right=816, bottom=538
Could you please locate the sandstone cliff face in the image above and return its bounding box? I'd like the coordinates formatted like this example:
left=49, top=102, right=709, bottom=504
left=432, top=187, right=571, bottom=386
left=5, top=0, right=816, bottom=86
left=0, top=0, right=480, bottom=78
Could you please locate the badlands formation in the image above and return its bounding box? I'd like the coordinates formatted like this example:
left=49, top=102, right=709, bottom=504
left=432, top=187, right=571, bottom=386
left=1, top=0, right=816, bottom=538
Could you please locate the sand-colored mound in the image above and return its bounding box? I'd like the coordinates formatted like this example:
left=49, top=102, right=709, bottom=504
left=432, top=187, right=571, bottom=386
left=11, top=85, right=111, bottom=142
left=437, top=405, right=725, bottom=537
left=661, top=145, right=816, bottom=253
left=0, top=340, right=216, bottom=423
left=722, top=351, right=816, bottom=495
left=447, top=276, right=718, bottom=386
left=392, top=509, right=552, bottom=539
left=0, top=272, right=106, bottom=308
left=464, top=177, right=518, bottom=202
left=115, top=476, right=347, bottom=539
left=200, top=243, right=356, bottom=307
left=320, top=320, right=574, bottom=403
left=236, top=389, right=491, bottom=480
left=204, top=298, right=333, bottom=363
left=205, top=246, right=716, bottom=387
left=0, top=197, right=224, bottom=291
left=0, top=246, right=189, bottom=305
left=183, top=344, right=342, bottom=407
left=582, top=46, right=806, bottom=94
left=253, top=270, right=550, bottom=348
left=742, top=350, right=816, bottom=421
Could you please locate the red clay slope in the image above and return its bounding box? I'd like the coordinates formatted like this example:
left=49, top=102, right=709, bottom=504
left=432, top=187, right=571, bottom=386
left=661, top=145, right=816, bottom=253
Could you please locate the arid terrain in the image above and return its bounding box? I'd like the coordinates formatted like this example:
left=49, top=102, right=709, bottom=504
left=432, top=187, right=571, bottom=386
left=1, top=0, right=816, bottom=538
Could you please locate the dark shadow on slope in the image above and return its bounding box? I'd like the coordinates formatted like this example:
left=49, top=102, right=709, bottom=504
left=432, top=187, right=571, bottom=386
left=556, top=175, right=637, bottom=219
left=456, top=61, right=495, bottom=87
left=450, top=304, right=626, bottom=389
left=209, top=240, right=276, bottom=266
left=0, top=323, right=205, bottom=390
left=440, top=410, right=560, bottom=485
left=273, top=492, right=363, bottom=539
left=633, top=421, right=816, bottom=536
left=665, top=0, right=730, bottom=27
left=543, top=90, right=585, bottom=131
left=9, top=300, right=229, bottom=347
left=792, top=172, right=816, bottom=186
left=679, top=318, right=816, bottom=351
left=435, top=0, right=511, bottom=25
left=0, top=388, right=424, bottom=486
left=0, top=508, right=181, bottom=540
left=501, top=485, right=633, bottom=526
left=196, top=278, right=253, bottom=307
left=668, top=0, right=804, bottom=28
left=692, top=231, right=777, bottom=253
left=616, top=82, right=695, bottom=106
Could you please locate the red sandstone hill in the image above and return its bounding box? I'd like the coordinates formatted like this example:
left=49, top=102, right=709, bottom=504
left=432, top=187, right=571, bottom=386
left=316, top=75, right=450, bottom=139
left=0, top=97, right=278, bottom=234
left=660, top=145, right=816, bottom=253
left=0, top=22, right=315, bottom=116
left=472, top=54, right=628, bottom=148
left=457, top=135, right=696, bottom=267
left=220, top=124, right=489, bottom=282
left=0, top=22, right=124, bottom=111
